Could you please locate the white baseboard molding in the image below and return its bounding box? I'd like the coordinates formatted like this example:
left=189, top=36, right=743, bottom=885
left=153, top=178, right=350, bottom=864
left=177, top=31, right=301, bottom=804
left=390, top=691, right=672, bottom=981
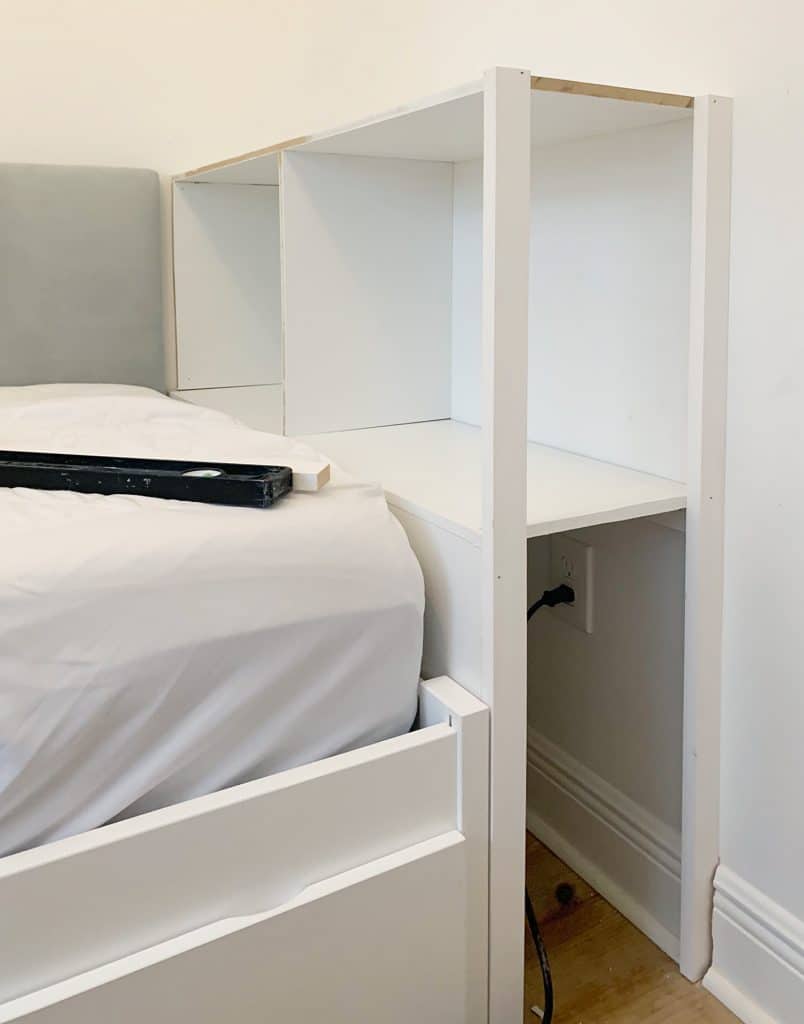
left=526, top=726, right=681, bottom=961
left=703, top=865, right=804, bottom=1024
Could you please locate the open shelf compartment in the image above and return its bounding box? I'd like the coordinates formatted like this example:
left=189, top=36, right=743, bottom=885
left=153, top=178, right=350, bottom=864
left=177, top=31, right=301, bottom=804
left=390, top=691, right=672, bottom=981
left=303, top=420, right=686, bottom=544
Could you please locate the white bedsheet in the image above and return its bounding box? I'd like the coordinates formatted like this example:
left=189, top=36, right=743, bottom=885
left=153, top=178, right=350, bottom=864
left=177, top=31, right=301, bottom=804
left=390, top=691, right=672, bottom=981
left=0, top=385, right=423, bottom=855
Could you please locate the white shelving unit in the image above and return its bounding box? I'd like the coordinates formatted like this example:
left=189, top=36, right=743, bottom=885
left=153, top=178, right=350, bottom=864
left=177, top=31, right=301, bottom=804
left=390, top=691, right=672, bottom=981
left=171, top=71, right=731, bottom=1024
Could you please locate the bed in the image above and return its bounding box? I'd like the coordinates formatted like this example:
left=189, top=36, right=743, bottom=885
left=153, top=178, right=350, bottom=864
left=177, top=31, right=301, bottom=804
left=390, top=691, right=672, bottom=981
left=0, top=163, right=488, bottom=1024
left=0, top=383, right=424, bottom=855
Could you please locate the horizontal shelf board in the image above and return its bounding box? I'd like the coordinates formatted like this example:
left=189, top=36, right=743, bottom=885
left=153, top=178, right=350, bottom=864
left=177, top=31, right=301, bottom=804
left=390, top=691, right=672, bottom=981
left=303, top=420, right=687, bottom=544
left=174, top=74, right=693, bottom=181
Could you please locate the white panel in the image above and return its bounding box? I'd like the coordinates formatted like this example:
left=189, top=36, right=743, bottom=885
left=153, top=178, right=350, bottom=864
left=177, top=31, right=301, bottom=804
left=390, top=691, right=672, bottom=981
left=0, top=726, right=456, bottom=1006
left=393, top=509, right=484, bottom=698
left=286, top=87, right=689, bottom=163
left=681, top=96, right=732, bottom=981
left=0, top=835, right=468, bottom=1024
left=173, top=183, right=282, bottom=389
left=282, top=152, right=453, bottom=434
left=451, top=161, right=483, bottom=421
left=303, top=420, right=686, bottom=543
left=174, top=86, right=691, bottom=180
left=452, top=118, right=693, bottom=481
left=482, top=67, right=531, bottom=1024
left=170, top=385, right=282, bottom=433
left=419, top=678, right=490, bottom=1024
left=299, top=87, right=483, bottom=161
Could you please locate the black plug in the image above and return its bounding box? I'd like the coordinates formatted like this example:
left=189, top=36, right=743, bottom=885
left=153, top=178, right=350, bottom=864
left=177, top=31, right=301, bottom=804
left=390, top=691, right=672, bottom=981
left=527, top=583, right=575, bottom=621
left=540, top=583, right=575, bottom=608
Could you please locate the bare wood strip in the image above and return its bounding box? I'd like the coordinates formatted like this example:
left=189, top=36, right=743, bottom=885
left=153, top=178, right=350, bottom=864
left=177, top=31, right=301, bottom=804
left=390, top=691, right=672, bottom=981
left=175, top=136, right=310, bottom=181
left=531, top=75, right=694, bottom=108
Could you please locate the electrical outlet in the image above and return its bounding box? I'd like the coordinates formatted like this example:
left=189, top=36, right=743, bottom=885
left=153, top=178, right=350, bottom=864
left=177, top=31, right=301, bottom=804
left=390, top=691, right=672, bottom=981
left=549, top=534, right=594, bottom=634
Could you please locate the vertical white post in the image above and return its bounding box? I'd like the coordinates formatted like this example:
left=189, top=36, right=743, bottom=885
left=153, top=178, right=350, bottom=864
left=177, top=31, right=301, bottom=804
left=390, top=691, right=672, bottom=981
left=419, top=677, right=490, bottom=1024
left=681, top=94, right=732, bottom=981
left=482, top=67, right=531, bottom=1023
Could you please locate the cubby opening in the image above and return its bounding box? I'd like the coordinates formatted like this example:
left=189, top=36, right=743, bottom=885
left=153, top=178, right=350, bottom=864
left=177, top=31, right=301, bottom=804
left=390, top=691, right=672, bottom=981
left=172, top=176, right=283, bottom=431
left=526, top=515, right=686, bottom=961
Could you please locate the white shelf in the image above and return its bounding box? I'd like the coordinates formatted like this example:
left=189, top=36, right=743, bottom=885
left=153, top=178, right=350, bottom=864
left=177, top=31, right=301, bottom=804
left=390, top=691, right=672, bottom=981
left=177, top=77, right=692, bottom=183
left=303, top=420, right=686, bottom=544
left=299, top=87, right=690, bottom=163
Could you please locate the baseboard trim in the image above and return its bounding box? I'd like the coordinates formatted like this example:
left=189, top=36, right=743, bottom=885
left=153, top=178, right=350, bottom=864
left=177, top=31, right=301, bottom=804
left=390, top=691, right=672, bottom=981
left=527, top=727, right=681, bottom=879
left=703, top=865, right=804, bottom=1024
left=526, top=726, right=681, bottom=961
left=704, top=970, right=780, bottom=1024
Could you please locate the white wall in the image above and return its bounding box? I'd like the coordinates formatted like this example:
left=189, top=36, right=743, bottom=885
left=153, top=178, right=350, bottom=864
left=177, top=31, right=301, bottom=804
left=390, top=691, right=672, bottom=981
left=452, top=120, right=692, bottom=481
left=4, top=3, right=804, bottom=1020
left=528, top=521, right=685, bottom=828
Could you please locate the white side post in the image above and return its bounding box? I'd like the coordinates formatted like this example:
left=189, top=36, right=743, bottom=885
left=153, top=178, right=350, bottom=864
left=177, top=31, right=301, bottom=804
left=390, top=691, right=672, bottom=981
left=482, top=67, right=531, bottom=1023
left=419, top=677, right=490, bottom=1024
left=681, top=94, right=732, bottom=980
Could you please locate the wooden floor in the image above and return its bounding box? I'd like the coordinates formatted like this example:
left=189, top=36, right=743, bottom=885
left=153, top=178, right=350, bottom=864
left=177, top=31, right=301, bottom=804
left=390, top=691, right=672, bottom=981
left=524, top=833, right=739, bottom=1023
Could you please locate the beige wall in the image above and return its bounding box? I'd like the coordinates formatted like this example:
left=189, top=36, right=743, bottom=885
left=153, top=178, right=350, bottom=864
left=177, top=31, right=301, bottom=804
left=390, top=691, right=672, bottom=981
left=4, top=2, right=804, bottom=1019
left=1, top=1, right=730, bottom=175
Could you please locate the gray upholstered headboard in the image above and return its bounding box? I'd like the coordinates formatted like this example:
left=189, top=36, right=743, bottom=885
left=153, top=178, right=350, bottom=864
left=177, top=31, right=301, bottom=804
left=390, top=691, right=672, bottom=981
left=0, top=163, right=164, bottom=390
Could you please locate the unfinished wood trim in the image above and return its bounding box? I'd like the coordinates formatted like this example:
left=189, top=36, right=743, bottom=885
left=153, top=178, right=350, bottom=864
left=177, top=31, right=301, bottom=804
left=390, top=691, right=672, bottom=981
left=175, top=137, right=310, bottom=182
left=531, top=76, right=694, bottom=109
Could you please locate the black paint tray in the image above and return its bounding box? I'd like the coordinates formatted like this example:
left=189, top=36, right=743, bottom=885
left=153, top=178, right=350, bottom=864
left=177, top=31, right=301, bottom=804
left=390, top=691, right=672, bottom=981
left=0, top=451, right=292, bottom=508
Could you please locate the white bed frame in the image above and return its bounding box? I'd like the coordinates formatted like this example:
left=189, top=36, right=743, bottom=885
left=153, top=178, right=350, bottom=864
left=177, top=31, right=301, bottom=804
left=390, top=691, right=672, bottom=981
left=0, top=678, right=487, bottom=1023
left=1, top=68, right=731, bottom=1024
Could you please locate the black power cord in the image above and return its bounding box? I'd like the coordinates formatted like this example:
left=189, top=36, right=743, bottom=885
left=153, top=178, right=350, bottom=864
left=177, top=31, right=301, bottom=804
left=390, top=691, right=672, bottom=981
left=525, top=583, right=575, bottom=1022
left=525, top=887, right=554, bottom=1021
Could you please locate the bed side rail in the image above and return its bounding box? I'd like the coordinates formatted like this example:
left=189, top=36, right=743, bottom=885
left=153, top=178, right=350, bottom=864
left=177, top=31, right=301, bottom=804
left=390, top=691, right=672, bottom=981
left=0, top=719, right=457, bottom=1005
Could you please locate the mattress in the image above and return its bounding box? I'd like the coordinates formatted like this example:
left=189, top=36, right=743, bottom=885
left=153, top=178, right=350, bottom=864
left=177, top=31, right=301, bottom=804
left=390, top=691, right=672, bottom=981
left=0, top=385, right=424, bottom=855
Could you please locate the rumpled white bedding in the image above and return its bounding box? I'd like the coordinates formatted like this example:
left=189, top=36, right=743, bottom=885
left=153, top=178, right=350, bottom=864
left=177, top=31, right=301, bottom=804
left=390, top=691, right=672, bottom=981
left=0, top=385, right=423, bottom=855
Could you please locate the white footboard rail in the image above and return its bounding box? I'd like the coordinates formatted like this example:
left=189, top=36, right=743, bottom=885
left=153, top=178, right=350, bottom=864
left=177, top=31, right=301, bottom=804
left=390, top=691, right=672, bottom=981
left=0, top=677, right=488, bottom=1024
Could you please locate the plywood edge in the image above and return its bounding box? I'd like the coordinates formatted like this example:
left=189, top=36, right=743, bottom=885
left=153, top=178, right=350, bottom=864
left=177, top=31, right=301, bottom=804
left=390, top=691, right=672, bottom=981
left=174, top=136, right=310, bottom=182
left=531, top=75, right=694, bottom=109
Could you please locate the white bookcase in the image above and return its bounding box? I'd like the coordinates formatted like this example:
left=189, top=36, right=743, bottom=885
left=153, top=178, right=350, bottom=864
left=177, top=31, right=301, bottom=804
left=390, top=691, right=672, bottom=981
left=171, top=70, right=731, bottom=1023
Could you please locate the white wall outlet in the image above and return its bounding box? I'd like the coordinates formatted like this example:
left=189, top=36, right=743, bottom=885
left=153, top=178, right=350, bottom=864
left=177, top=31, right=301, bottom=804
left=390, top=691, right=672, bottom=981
left=549, top=534, right=594, bottom=634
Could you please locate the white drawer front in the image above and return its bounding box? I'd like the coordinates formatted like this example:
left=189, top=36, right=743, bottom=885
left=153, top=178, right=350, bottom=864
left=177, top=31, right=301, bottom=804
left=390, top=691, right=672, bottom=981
left=0, top=725, right=457, bottom=1008
left=3, top=833, right=467, bottom=1024
left=0, top=677, right=489, bottom=1024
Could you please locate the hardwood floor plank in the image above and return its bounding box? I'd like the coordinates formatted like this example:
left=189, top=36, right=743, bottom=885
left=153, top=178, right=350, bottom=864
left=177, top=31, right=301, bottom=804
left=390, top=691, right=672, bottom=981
left=523, top=833, right=738, bottom=1023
